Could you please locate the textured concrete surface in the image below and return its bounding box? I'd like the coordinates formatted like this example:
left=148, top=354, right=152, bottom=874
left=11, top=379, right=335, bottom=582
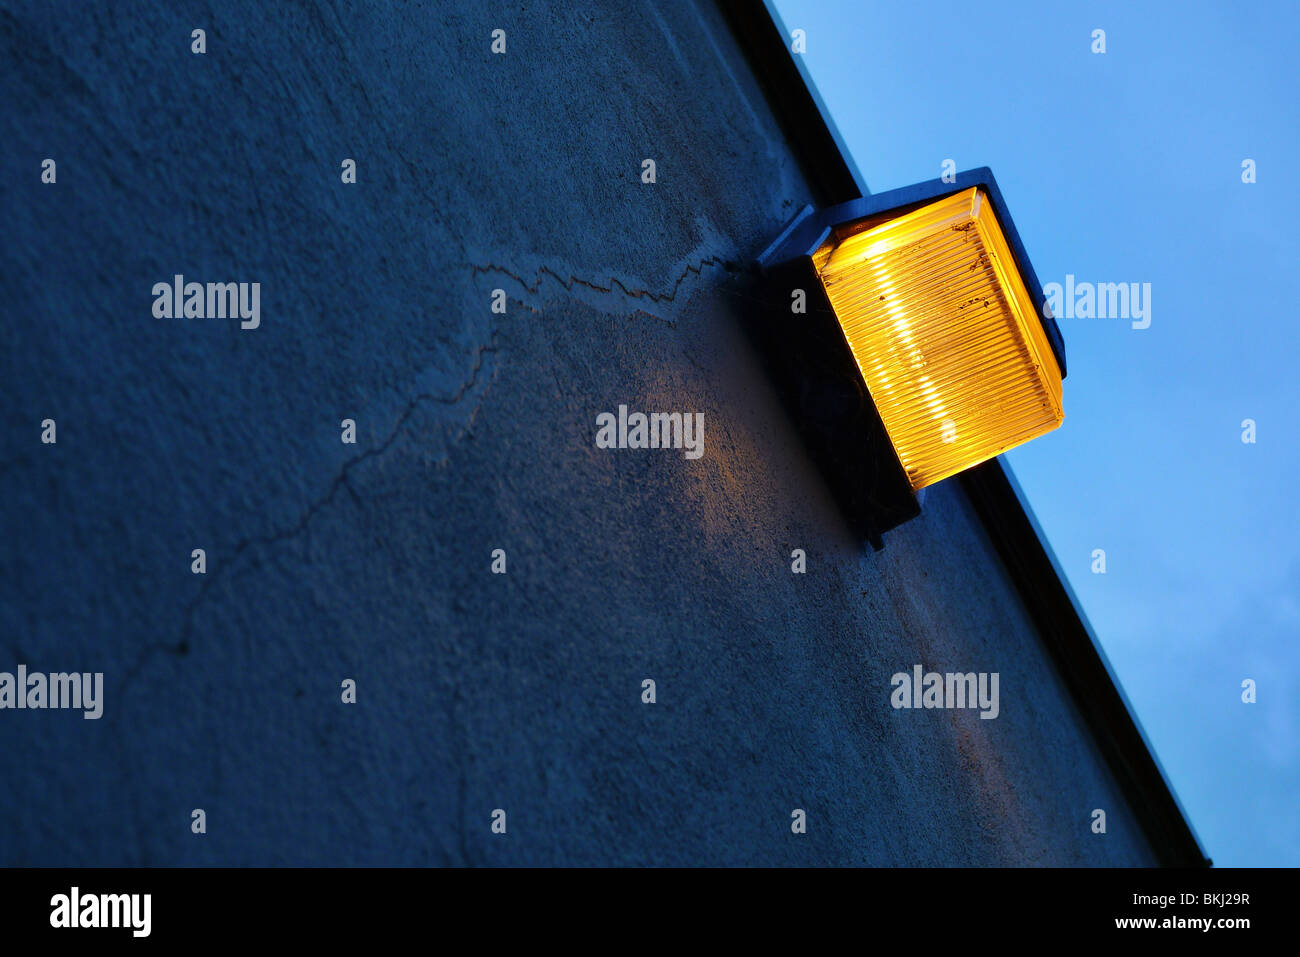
left=1, top=0, right=1156, bottom=865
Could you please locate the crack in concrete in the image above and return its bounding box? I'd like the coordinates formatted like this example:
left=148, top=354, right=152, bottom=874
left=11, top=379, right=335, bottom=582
left=470, top=255, right=738, bottom=324
left=115, top=334, right=500, bottom=701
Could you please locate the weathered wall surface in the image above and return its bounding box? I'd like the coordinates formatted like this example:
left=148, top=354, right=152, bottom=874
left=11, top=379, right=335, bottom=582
left=0, top=0, right=1156, bottom=865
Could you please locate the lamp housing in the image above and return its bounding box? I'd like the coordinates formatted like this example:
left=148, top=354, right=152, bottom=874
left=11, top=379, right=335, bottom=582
left=751, top=168, right=1066, bottom=547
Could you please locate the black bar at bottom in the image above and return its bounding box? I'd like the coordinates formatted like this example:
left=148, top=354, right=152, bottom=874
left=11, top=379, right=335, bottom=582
left=0, top=866, right=1278, bottom=943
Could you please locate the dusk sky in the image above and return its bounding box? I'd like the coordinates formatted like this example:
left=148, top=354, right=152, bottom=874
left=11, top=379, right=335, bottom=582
left=778, top=0, right=1299, bottom=866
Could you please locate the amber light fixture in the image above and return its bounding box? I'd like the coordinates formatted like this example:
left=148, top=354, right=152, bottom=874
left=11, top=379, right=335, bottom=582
left=812, top=187, right=1063, bottom=490
left=752, top=168, right=1067, bottom=546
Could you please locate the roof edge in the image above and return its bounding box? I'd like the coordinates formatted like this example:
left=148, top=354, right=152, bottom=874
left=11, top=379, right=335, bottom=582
left=961, top=460, right=1210, bottom=866
left=722, top=0, right=1208, bottom=866
left=716, top=0, right=868, bottom=205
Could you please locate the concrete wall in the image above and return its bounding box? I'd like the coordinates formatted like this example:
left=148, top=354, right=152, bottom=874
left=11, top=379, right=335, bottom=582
left=0, top=0, right=1157, bottom=865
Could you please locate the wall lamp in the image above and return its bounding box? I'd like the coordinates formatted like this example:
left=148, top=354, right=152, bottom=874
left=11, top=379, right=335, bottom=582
left=752, top=168, right=1066, bottom=548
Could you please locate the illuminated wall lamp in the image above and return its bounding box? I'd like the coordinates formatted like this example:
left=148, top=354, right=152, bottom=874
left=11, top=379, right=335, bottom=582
left=752, top=168, right=1066, bottom=548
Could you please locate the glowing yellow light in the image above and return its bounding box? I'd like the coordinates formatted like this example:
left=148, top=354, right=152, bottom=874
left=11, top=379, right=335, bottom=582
left=812, top=187, right=1063, bottom=490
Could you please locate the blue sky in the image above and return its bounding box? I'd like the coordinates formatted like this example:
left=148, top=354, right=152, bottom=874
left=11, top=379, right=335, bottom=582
left=777, top=0, right=1299, bottom=866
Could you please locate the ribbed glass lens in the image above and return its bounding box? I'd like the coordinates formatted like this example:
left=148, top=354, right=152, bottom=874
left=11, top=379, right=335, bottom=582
left=813, top=187, right=1064, bottom=490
